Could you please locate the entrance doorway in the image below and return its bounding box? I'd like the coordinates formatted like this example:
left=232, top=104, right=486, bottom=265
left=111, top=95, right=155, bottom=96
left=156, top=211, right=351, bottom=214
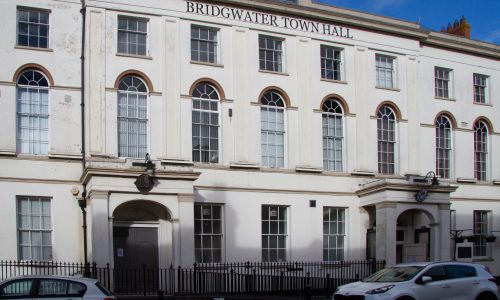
left=113, top=227, right=159, bottom=270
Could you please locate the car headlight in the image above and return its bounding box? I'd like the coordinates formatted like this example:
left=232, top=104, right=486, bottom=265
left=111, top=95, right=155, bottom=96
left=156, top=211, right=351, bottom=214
left=365, top=285, right=395, bottom=294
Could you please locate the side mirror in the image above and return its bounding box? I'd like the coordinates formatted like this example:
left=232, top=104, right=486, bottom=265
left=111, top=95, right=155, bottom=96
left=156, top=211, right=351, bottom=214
left=419, top=276, right=433, bottom=284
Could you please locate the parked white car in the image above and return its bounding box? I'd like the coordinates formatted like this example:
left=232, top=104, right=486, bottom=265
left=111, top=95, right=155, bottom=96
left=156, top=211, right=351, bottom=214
left=333, top=261, right=499, bottom=300
left=0, top=275, right=115, bottom=300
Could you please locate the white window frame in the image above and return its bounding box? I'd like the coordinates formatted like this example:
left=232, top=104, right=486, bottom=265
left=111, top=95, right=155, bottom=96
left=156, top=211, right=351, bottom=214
left=435, top=67, right=453, bottom=99
left=16, top=69, right=50, bottom=155
left=474, top=121, right=488, bottom=181
left=17, top=7, right=50, bottom=48
left=261, top=205, right=288, bottom=262
left=258, top=35, right=285, bottom=73
left=17, top=196, right=52, bottom=261
left=473, top=74, right=489, bottom=104
left=260, top=91, right=286, bottom=168
left=473, top=210, right=490, bottom=258
left=194, top=203, right=224, bottom=263
left=190, top=24, right=220, bottom=64
left=117, top=16, right=149, bottom=56
left=191, top=83, right=220, bottom=164
left=435, top=115, right=452, bottom=179
left=375, top=54, right=396, bottom=89
left=323, top=207, right=346, bottom=261
left=377, top=106, right=397, bottom=175
left=320, top=45, right=344, bottom=81
left=117, top=76, right=149, bottom=158
left=322, top=98, right=345, bottom=172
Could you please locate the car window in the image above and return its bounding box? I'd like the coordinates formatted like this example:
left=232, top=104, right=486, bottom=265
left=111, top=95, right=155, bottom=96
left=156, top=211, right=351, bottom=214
left=0, top=279, right=34, bottom=298
left=95, top=282, right=113, bottom=296
left=38, top=279, right=86, bottom=297
left=444, top=265, right=476, bottom=279
left=363, top=266, right=423, bottom=282
left=423, top=266, right=446, bottom=281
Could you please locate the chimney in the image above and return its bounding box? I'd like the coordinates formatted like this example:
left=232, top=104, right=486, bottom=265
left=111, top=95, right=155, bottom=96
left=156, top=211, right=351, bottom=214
left=442, top=16, right=471, bottom=38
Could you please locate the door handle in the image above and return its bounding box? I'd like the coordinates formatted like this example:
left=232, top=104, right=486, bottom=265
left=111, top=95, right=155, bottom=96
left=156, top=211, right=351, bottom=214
left=472, top=281, right=480, bottom=285
left=442, top=285, right=451, bottom=288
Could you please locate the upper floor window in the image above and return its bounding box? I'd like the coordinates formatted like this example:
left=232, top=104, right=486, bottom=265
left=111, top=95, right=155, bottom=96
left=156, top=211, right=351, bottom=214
left=375, top=54, right=395, bottom=89
left=261, top=91, right=285, bottom=168
left=435, top=115, right=452, bottom=179
left=17, top=70, right=49, bottom=155
left=322, top=98, right=344, bottom=171
left=435, top=67, right=452, bottom=99
left=191, top=25, right=219, bottom=64
left=194, top=204, right=223, bottom=263
left=320, top=45, right=343, bottom=81
left=192, top=83, right=220, bottom=164
left=377, top=105, right=396, bottom=175
left=473, top=210, right=489, bottom=257
left=323, top=207, right=346, bottom=261
left=117, top=16, right=148, bottom=56
left=474, top=120, right=488, bottom=181
left=473, top=74, right=488, bottom=104
left=17, top=196, right=52, bottom=261
left=262, top=205, right=287, bottom=262
left=17, top=8, right=49, bottom=48
left=259, top=35, right=284, bottom=72
left=117, top=76, right=148, bottom=158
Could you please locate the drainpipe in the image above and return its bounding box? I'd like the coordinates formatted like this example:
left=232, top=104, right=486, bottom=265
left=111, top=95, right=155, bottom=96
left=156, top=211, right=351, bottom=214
left=80, top=0, right=89, bottom=274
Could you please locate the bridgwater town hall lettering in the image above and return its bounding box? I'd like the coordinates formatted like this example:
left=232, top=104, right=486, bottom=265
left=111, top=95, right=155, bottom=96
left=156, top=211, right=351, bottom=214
left=186, top=1, right=354, bottom=39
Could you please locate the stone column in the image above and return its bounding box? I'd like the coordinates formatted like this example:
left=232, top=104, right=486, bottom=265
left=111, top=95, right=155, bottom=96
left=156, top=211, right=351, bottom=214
left=437, top=204, right=451, bottom=261
left=178, top=194, right=195, bottom=266
left=88, top=190, right=111, bottom=266
left=375, top=202, right=397, bottom=266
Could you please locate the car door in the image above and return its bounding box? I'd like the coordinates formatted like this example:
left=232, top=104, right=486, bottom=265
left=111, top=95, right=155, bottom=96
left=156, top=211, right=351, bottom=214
left=36, top=279, right=85, bottom=300
left=442, top=264, right=478, bottom=300
left=0, top=278, right=35, bottom=300
left=412, top=265, right=455, bottom=300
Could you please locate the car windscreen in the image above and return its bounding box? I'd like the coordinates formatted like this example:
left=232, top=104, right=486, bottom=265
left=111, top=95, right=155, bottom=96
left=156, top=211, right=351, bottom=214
left=363, top=266, right=424, bottom=283
left=95, top=282, right=113, bottom=296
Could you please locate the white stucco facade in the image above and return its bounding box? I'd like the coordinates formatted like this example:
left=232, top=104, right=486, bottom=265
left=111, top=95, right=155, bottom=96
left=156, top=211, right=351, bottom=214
left=1, top=0, right=499, bottom=276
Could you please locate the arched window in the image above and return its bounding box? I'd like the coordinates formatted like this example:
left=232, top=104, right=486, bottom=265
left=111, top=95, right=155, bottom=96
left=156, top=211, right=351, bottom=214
left=117, top=76, right=148, bottom=158
left=474, top=120, right=488, bottom=181
left=17, top=70, right=49, bottom=154
left=435, top=115, right=452, bottom=178
left=192, top=82, right=220, bottom=163
left=377, top=105, right=396, bottom=174
left=322, top=98, right=344, bottom=171
left=261, top=91, right=285, bottom=168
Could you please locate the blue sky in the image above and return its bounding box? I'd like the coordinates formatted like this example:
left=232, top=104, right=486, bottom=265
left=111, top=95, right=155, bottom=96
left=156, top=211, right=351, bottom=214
left=315, top=0, right=500, bottom=44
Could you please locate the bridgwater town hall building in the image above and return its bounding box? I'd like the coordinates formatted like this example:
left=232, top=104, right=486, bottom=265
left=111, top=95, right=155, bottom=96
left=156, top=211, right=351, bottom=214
left=1, top=0, right=499, bottom=275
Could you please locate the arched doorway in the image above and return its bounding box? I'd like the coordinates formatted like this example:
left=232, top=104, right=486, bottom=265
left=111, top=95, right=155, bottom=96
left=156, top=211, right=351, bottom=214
left=112, top=200, right=171, bottom=293
left=396, top=209, right=434, bottom=263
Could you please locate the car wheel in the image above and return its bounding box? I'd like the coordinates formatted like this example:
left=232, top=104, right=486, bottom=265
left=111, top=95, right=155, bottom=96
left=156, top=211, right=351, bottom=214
left=476, top=292, right=498, bottom=300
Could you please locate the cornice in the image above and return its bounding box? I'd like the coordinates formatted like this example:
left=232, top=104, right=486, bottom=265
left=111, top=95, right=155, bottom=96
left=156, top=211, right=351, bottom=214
left=81, top=167, right=201, bottom=184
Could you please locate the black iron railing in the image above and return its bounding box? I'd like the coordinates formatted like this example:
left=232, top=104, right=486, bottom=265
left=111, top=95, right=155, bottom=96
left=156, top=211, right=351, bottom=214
left=0, top=259, right=385, bottom=296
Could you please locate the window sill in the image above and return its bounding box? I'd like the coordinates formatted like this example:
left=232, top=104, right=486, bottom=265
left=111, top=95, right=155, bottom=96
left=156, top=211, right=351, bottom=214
left=472, top=257, right=494, bottom=262
left=116, top=53, right=153, bottom=60
left=258, top=70, right=289, bottom=76
left=320, top=78, right=348, bottom=85
left=375, top=86, right=400, bottom=92
left=190, top=60, right=224, bottom=68
left=473, top=102, right=492, bottom=107
left=434, top=96, right=456, bottom=101
left=15, top=45, right=53, bottom=52
left=456, top=177, right=477, bottom=183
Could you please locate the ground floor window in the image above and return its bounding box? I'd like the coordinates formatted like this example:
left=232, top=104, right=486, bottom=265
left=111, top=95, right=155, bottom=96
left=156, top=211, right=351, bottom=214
left=17, top=196, right=52, bottom=261
left=262, top=205, right=287, bottom=262
left=323, top=207, right=346, bottom=261
left=194, top=204, right=223, bottom=263
left=473, top=210, right=489, bottom=257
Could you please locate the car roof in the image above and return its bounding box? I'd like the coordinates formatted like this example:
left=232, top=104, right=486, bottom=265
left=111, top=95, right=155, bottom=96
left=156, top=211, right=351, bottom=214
left=392, top=261, right=482, bottom=268
left=1, top=275, right=98, bottom=284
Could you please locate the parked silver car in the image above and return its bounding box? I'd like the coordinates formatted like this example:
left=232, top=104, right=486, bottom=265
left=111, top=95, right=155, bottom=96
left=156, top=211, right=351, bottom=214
left=333, top=261, right=499, bottom=300
left=0, top=275, right=115, bottom=300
